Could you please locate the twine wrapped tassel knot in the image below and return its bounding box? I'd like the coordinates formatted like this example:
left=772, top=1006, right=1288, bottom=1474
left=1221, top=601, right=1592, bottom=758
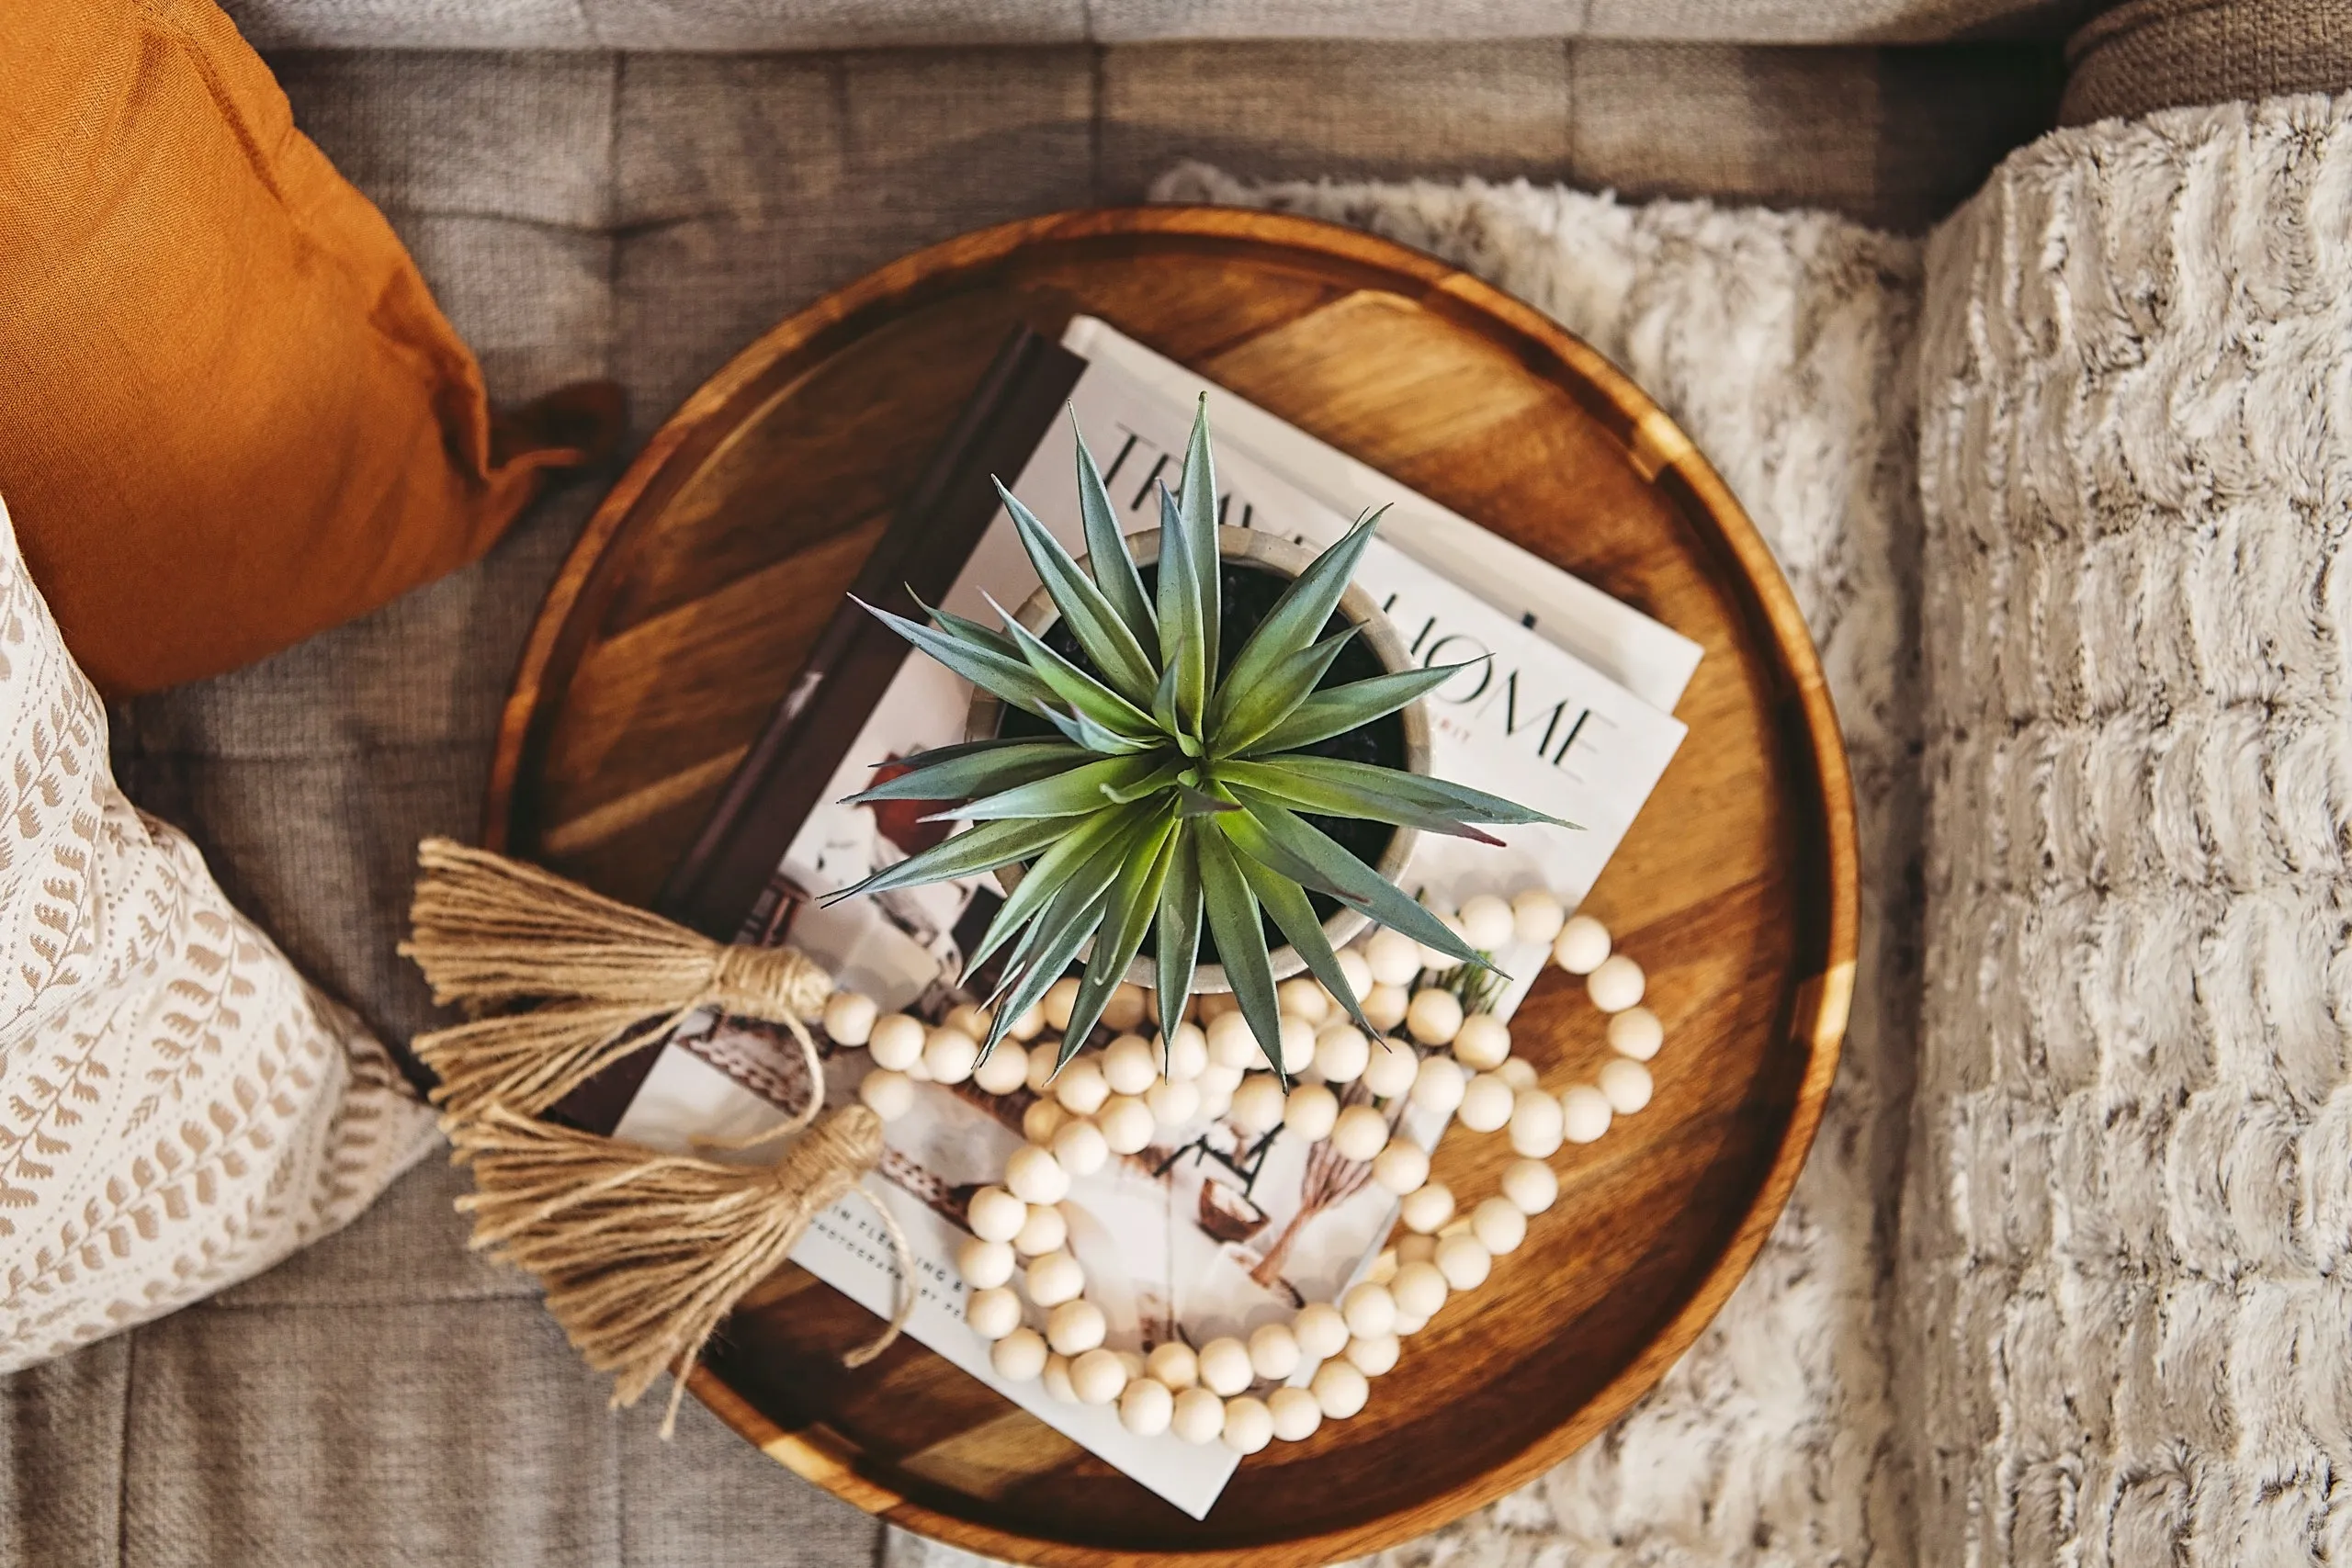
left=399, top=838, right=910, bottom=1435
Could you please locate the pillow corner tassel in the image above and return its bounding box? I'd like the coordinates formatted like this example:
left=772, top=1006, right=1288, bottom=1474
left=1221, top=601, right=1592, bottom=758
left=398, top=836, right=912, bottom=1436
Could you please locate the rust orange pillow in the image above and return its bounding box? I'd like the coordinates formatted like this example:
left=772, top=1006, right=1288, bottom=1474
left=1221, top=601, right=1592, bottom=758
left=0, top=0, right=620, bottom=695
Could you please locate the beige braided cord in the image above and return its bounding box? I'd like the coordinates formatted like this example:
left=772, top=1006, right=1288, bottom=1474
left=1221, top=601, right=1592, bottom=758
left=398, top=837, right=912, bottom=1435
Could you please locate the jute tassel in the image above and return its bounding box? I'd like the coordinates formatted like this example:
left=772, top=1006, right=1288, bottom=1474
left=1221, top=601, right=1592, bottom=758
left=398, top=838, right=911, bottom=1436
left=400, top=837, right=835, bottom=1120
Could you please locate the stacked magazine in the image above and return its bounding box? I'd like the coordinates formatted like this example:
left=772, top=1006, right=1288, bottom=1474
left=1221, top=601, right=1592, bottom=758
left=608, top=318, right=1701, bottom=1517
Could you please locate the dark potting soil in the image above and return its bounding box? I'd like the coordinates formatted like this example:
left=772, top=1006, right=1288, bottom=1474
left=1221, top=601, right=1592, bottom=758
left=998, top=559, right=1406, bottom=961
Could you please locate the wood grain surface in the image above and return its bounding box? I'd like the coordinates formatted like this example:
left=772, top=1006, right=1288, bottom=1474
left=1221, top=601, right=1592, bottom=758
left=483, top=207, right=1857, bottom=1567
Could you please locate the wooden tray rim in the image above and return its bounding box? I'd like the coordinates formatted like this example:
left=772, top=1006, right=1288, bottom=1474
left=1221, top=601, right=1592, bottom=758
left=482, top=205, right=1858, bottom=1568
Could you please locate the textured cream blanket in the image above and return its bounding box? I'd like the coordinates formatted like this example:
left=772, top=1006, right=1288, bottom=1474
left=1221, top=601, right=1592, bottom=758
left=893, top=90, right=2352, bottom=1568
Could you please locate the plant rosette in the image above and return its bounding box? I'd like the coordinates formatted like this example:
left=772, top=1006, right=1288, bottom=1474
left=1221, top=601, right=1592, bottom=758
left=833, top=400, right=1568, bottom=1081
left=820, top=890, right=1663, bottom=1453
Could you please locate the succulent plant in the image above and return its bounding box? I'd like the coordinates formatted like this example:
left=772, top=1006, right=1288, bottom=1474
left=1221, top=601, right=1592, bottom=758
left=837, top=402, right=1564, bottom=1076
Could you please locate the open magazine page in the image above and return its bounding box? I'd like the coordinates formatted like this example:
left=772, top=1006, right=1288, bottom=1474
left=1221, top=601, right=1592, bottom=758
left=610, top=348, right=1690, bottom=1516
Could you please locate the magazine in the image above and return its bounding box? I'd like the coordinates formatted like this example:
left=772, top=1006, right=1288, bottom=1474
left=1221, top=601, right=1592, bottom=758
left=609, top=319, right=1695, bottom=1517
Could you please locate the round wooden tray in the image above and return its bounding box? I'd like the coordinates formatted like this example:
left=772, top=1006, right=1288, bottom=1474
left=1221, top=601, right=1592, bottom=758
left=485, top=207, right=1855, bottom=1567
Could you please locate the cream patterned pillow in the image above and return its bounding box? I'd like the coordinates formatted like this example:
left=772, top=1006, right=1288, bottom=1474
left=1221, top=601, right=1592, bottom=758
left=0, top=495, right=437, bottom=1369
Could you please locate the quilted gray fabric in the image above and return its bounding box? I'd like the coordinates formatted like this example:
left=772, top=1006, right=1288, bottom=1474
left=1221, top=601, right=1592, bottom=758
left=5, top=37, right=2056, bottom=1568
left=217, top=0, right=2094, bottom=51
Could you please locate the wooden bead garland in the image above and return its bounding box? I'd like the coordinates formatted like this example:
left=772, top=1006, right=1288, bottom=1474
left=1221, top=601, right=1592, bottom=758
left=827, top=888, right=1666, bottom=1453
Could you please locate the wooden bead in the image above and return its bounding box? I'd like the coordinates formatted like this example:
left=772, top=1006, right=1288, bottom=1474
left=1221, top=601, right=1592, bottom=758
left=1206, top=1010, right=1260, bottom=1069
left=1607, top=1006, right=1664, bottom=1061
left=1361, top=1038, right=1419, bottom=1097
left=1503, top=1158, right=1559, bottom=1215
left=1147, top=1340, right=1199, bottom=1390
left=971, top=1039, right=1030, bottom=1096
left=967, top=1286, right=1021, bottom=1340
left=1012, top=1203, right=1066, bottom=1258
left=1046, top=1299, right=1106, bottom=1356
left=1097, top=1094, right=1155, bottom=1154
left=1335, top=948, right=1373, bottom=999
left=1248, top=1321, right=1301, bottom=1381
left=1164, top=1022, right=1210, bottom=1080
left=1222, top=1395, right=1275, bottom=1454
left=967, top=1186, right=1026, bottom=1243
left=1406, top=987, right=1464, bottom=1045
left=1196, top=991, right=1241, bottom=1023
left=1340, top=1280, right=1396, bottom=1337
left=1005, top=1003, right=1046, bottom=1042
left=1277, top=1014, right=1317, bottom=1075
left=1283, top=1082, right=1339, bottom=1140
left=1411, top=1055, right=1467, bottom=1115
left=1312, top=1359, right=1370, bottom=1419
left=1228, top=1074, right=1287, bottom=1134
left=1119, top=1375, right=1174, bottom=1436
left=1562, top=1085, right=1613, bottom=1144
left=1400, top=1182, right=1456, bottom=1235
left=1436, top=1233, right=1493, bottom=1291
left=1457, top=1072, right=1514, bottom=1132
left=1042, top=1353, right=1078, bottom=1404
left=1499, top=1056, right=1539, bottom=1090
left=1451, top=1012, right=1510, bottom=1070
left=1472, top=1196, right=1529, bottom=1256
left=1330, top=1103, right=1390, bottom=1162
left=1587, top=953, right=1645, bottom=1013
left=1005, top=1145, right=1070, bottom=1205
left=1050, top=1118, right=1109, bottom=1177
left=866, top=1012, right=925, bottom=1071
left=1197, top=1337, right=1254, bottom=1396
left=923, top=1027, right=978, bottom=1085
left=1391, top=1309, right=1429, bottom=1337
left=1043, top=976, right=1082, bottom=1032
left=1345, top=1332, right=1400, bottom=1376
left=1362, top=984, right=1409, bottom=1033
left=1198, top=1060, right=1245, bottom=1096
left=1373, top=1140, right=1430, bottom=1195
left=991, top=1326, right=1047, bottom=1382
left=1146, top=1077, right=1200, bottom=1128
left=1458, top=894, right=1516, bottom=950
left=858, top=1069, right=915, bottom=1122
left=1102, top=983, right=1149, bottom=1032
left=1102, top=1033, right=1159, bottom=1095
left=1552, top=915, right=1611, bottom=975
left=1269, top=1385, right=1324, bottom=1442
left=1171, top=1387, right=1227, bottom=1444
left=1512, top=888, right=1566, bottom=945
left=956, top=1236, right=1015, bottom=1289
left=1277, top=977, right=1329, bottom=1023
left=1314, top=1024, right=1370, bottom=1083
left=1509, top=1088, right=1566, bottom=1157
left=1053, top=1057, right=1110, bottom=1115
left=1364, top=927, right=1422, bottom=987
left=1021, top=1098, right=1066, bottom=1145
left=1390, top=1258, right=1448, bottom=1319
left=1600, top=1056, right=1655, bottom=1113
left=1024, top=1249, right=1085, bottom=1307
left=1293, top=1302, right=1350, bottom=1360
left=1071, top=1347, right=1128, bottom=1405
left=822, top=991, right=877, bottom=1046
